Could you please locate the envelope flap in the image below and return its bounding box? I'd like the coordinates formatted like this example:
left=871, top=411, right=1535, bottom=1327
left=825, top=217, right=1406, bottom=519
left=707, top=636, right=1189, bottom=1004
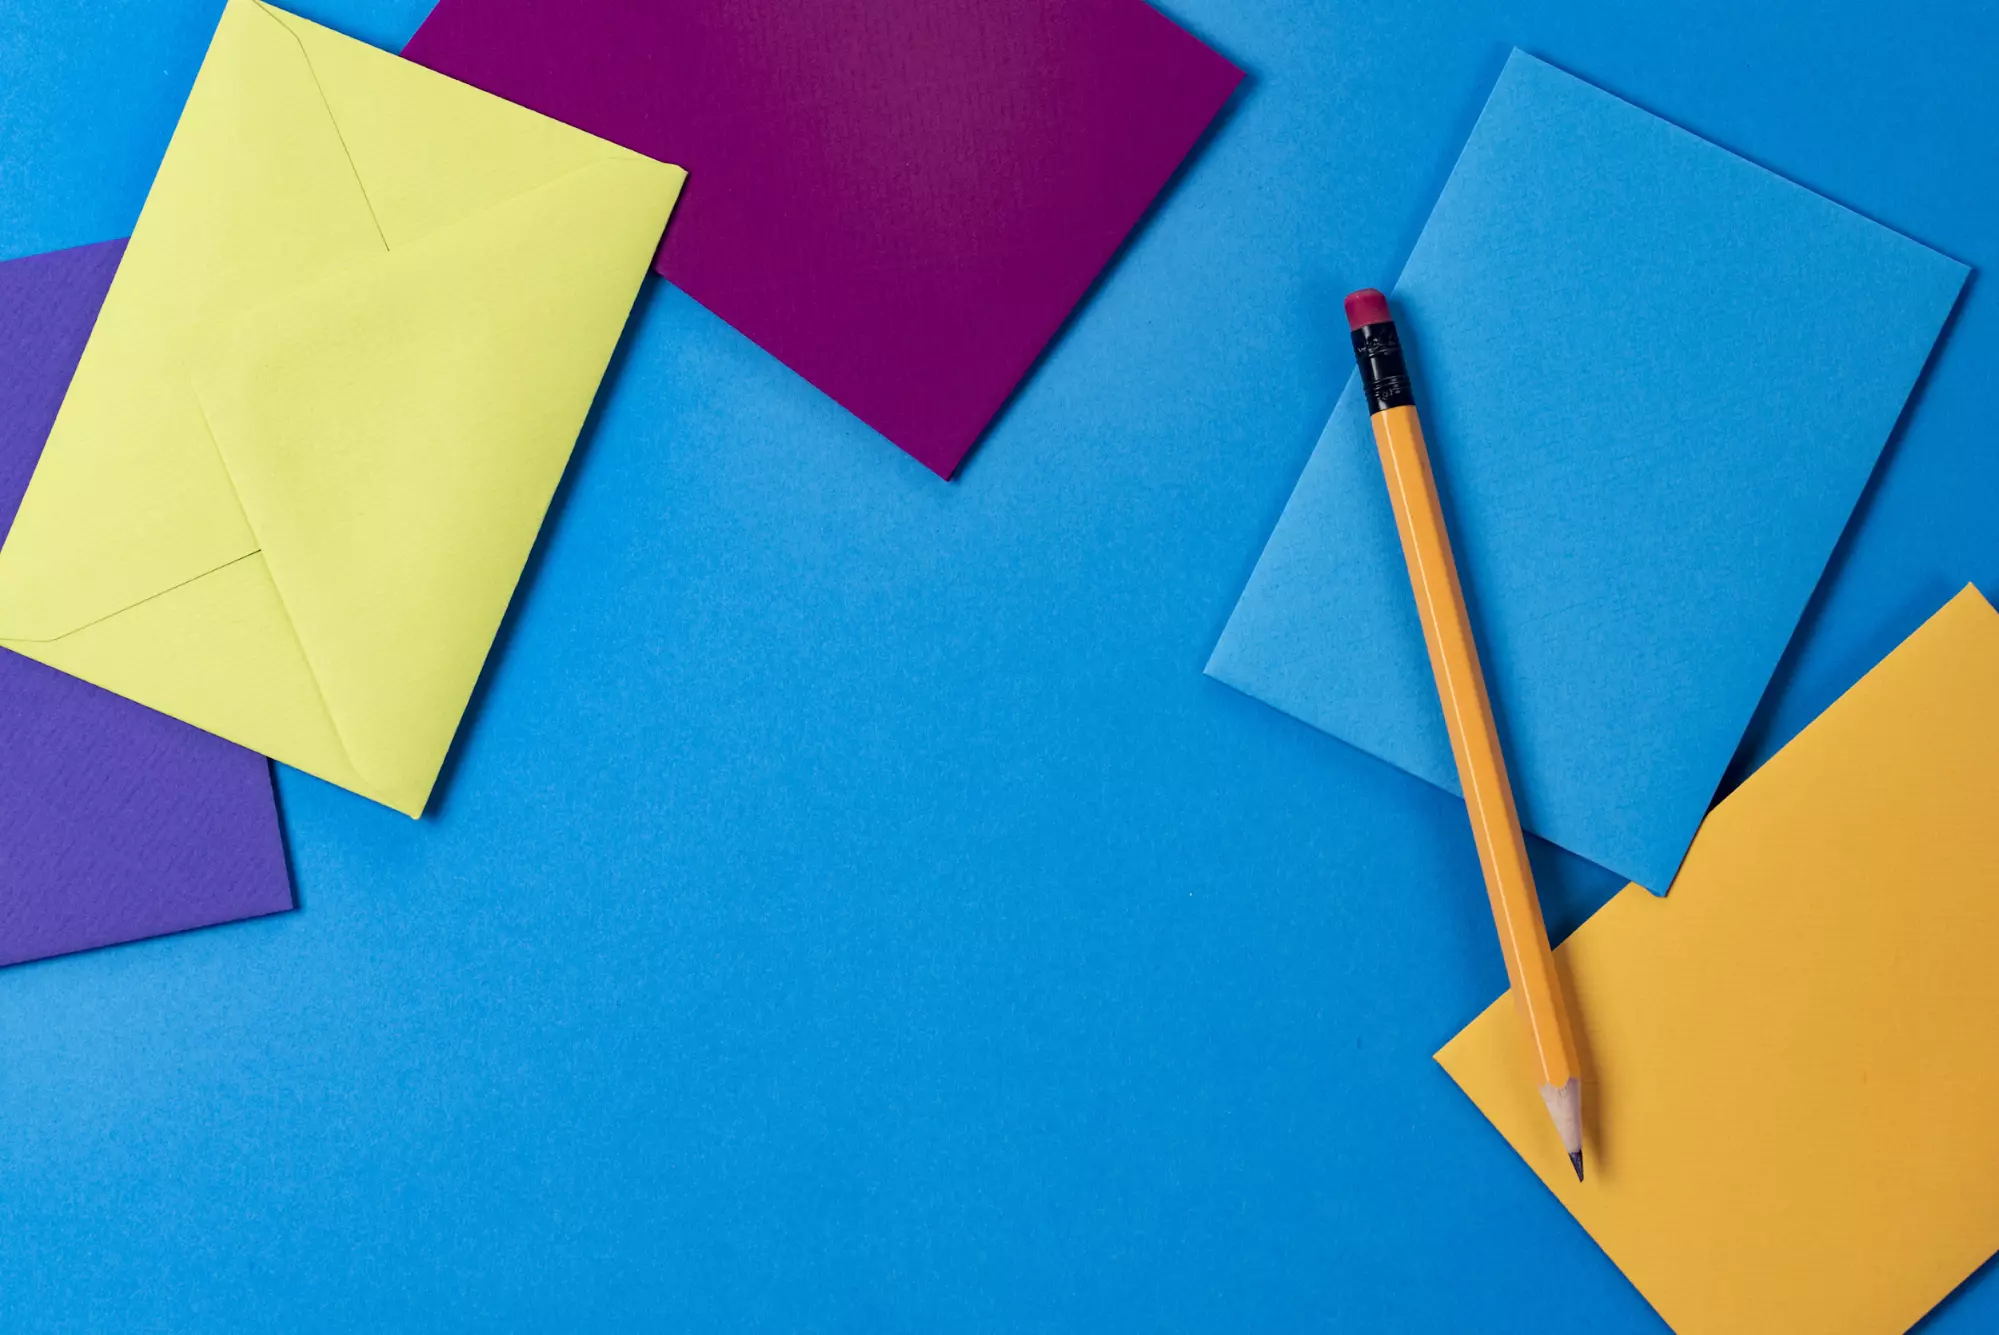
left=0, top=0, right=389, bottom=643
left=187, top=155, right=683, bottom=809
left=256, top=2, right=644, bottom=249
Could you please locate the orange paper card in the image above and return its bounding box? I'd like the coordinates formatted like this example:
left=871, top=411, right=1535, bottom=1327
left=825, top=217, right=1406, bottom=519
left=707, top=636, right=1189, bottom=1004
left=1437, top=584, right=1999, bottom=1335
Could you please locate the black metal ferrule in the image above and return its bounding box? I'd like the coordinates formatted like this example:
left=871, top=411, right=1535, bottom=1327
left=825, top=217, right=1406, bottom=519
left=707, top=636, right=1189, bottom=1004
left=1350, top=321, right=1414, bottom=414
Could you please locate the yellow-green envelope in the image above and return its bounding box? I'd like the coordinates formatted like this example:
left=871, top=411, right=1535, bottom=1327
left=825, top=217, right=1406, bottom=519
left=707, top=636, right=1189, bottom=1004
left=0, top=0, right=684, bottom=816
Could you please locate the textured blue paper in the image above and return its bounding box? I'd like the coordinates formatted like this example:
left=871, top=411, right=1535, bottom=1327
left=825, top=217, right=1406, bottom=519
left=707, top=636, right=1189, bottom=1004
left=1208, top=51, right=1965, bottom=892
left=5, top=2, right=1999, bottom=1332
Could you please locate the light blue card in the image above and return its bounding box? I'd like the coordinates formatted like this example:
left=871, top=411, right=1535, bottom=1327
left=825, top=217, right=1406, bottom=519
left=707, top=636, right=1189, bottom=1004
left=1208, top=51, right=1966, bottom=892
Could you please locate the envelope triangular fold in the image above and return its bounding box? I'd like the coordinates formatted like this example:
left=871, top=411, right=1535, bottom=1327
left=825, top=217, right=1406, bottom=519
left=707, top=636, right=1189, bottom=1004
left=0, top=0, right=385, bottom=643
left=24, top=552, right=373, bottom=800
left=256, top=2, right=623, bottom=248
left=190, top=158, right=681, bottom=806
left=0, top=0, right=684, bottom=815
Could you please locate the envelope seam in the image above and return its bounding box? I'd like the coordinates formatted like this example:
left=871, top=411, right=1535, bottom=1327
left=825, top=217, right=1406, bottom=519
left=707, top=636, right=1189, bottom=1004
left=181, top=157, right=639, bottom=802
left=251, top=1, right=389, bottom=250
left=182, top=372, right=370, bottom=787
left=250, top=1, right=651, bottom=254
left=0, top=550, right=263, bottom=646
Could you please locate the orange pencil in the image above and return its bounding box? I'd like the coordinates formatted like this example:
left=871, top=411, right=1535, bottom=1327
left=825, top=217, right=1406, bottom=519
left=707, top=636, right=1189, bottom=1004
left=1345, top=288, right=1586, bottom=1179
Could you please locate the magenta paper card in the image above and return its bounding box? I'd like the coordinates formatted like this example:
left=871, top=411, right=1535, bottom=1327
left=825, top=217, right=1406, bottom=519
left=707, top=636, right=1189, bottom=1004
left=1, top=240, right=292, bottom=968
left=405, top=0, right=1242, bottom=478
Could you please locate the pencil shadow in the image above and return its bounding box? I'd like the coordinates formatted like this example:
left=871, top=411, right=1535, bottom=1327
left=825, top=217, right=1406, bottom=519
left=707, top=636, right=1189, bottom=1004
left=1526, top=836, right=1624, bottom=946
left=1551, top=944, right=1611, bottom=1182
left=421, top=275, right=663, bottom=818
left=953, top=40, right=1254, bottom=484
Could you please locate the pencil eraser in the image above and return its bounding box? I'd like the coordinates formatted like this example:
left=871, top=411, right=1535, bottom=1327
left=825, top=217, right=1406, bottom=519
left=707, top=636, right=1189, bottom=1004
left=1344, top=288, right=1391, bottom=330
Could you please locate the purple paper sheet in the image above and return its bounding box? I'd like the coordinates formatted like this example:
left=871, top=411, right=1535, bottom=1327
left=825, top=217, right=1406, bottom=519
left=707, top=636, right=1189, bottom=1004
left=0, top=240, right=292, bottom=968
left=405, top=0, right=1243, bottom=478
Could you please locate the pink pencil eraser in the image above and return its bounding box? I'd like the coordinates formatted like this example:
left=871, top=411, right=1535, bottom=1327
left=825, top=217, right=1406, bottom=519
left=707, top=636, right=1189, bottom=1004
left=1344, top=288, right=1391, bottom=330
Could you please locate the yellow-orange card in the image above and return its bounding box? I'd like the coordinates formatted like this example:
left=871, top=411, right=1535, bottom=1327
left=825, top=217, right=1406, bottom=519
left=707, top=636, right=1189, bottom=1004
left=1437, top=585, right=1999, bottom=1335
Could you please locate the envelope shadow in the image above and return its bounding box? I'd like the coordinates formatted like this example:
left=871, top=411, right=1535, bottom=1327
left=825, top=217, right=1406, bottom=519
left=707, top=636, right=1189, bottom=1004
left=422, top=275, right=664, bottom=817
left=1719, top=267, right=1974, bottom=799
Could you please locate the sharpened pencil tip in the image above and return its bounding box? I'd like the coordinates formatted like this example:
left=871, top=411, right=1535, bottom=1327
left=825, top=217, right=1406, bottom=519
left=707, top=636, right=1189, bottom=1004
left=1569, top=1150, right=1585, bottom=1182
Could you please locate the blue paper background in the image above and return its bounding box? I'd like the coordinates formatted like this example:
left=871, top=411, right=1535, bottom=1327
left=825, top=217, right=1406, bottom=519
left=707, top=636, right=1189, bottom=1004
left=1207, top=52, right=1966, bottom=894
left=0, top=1, right=1994, bottom=1330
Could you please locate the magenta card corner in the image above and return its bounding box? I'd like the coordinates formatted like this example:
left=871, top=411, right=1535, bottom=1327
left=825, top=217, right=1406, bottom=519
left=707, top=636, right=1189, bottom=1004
left=405, top=0, right=1242, bottom=478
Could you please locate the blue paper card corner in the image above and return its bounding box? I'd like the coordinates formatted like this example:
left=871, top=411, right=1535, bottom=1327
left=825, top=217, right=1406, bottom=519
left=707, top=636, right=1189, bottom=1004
left=1211, top=50, right=1968, bottom=892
